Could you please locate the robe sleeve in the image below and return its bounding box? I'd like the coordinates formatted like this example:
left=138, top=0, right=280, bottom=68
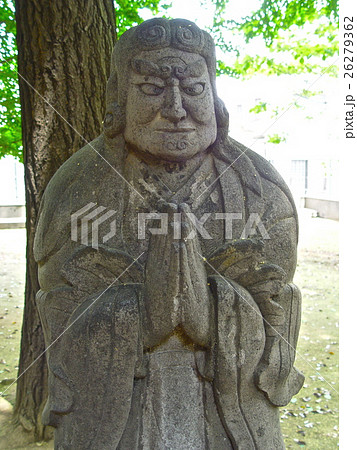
left=212, top=143, right=305, bottom=407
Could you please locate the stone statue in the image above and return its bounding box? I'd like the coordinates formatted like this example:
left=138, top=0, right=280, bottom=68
left=34, top=18, right=304, bottom=449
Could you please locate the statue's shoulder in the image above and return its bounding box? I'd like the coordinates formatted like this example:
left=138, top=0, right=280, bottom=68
left=234, top=139, right=290, bottom=191
left=44, top=134, right=107, bottom=195
left=221, top=138, right=296, bottom=208
left=34, top=135, right=117, bottom=263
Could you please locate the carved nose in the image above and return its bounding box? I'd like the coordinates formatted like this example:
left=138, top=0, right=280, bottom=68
left=161, top=86, right=187, bottom=123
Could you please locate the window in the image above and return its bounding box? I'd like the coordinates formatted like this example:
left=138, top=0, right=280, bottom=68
left=290, top=160, right=308, bottom=193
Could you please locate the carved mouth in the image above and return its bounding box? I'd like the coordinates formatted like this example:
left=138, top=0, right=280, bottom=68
left=156, top=128, right=195, bottom=133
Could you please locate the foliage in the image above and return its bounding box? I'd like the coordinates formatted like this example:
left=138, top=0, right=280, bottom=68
left=245, top=22, right=339, bottom=78
left=114, top=0, right=171, bottom=36
left=0, top=0, right=21, bottom=161
left=217, top=53, right=337, bottom=79
left=206, top=0, right=339, bottom=79
left=267, top=133, right=286, bottom=144
left=239, top=0, right=338, bottom=46
left=209, top=0, right=339, bottom=145
left=249, top=101, right=267, bottom=114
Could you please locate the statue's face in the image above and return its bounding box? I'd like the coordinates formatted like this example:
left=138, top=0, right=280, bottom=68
left=124, top=48, right=217, bottom=162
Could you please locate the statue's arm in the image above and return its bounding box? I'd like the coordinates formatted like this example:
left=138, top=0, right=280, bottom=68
left=253, top=212, right=304, bottom=405
left=33, top=160, right=145, bottom=434
left=207, top=207, right=304, bottom=405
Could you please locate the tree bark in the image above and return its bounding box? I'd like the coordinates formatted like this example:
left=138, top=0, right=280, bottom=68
left=14, top=0, right=116, bottom=440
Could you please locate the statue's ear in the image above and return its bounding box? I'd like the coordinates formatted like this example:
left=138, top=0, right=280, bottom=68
left=215, top=97, right=229, bottom=131
left=104, top=71, right=126, bottom=137
left=213, top=97, right=229, bottom=145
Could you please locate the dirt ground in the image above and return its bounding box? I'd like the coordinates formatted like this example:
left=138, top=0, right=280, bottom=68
left=0, top=209, right=339, bottom=449
left=281, top=211, right=339, bottom=449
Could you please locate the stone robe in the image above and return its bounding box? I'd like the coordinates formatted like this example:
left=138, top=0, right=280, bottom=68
left=34, top=133, right=304, bottom=449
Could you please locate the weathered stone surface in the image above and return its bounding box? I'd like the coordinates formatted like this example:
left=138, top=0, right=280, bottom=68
left=34, top=18, right=304, bottom=449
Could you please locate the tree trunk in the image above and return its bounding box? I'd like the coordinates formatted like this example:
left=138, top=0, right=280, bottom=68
left=14, top=0, right=116, bottom=440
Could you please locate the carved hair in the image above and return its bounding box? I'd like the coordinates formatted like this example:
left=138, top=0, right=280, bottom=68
left=104, top=18, right=229, bottom=144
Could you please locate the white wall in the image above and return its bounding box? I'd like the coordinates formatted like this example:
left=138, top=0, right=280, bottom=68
left=0, top=156, right=25, bottom=205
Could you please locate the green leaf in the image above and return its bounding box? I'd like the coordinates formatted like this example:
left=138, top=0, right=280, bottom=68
left=0, top=0, right=22, bottom=162
left=267, top=133, right=286, bottom=144
left=249, top=101, right=268, bottom=114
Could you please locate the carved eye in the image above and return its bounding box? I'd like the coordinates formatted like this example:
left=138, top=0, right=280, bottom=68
left=139, top=83, right=164, bottom=96
left=182, top=83, right=205, bottom=96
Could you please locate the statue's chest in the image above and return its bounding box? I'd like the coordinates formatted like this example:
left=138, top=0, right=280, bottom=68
left=120, top=183, right=227, bottom=260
